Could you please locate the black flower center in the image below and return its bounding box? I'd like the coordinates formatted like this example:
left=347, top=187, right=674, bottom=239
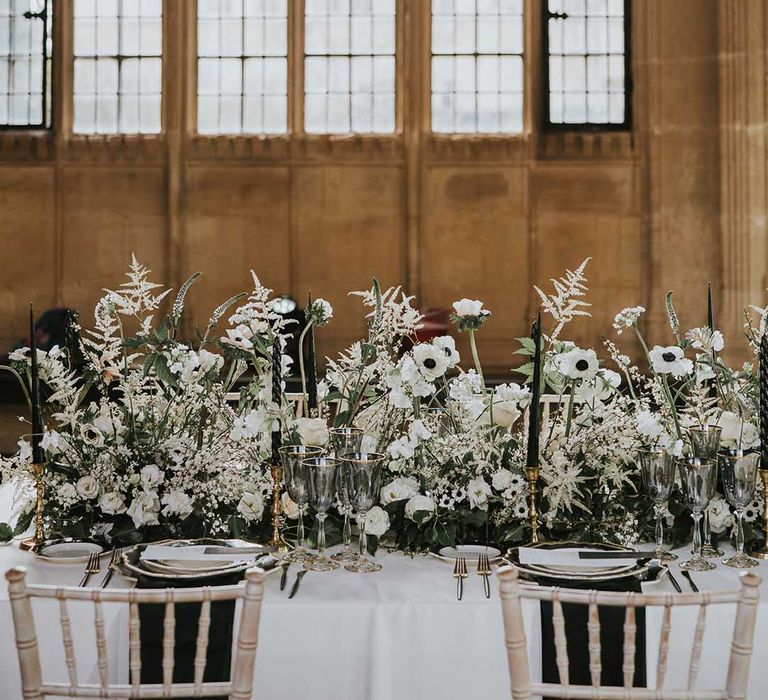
left=662, top=352, right=676, bottom=362
left=575, top=359, right=589, bottom=372
left=423, top=358, right=437, bottom=369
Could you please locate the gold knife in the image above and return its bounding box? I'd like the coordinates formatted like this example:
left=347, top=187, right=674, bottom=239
left=288, top=569, right=308, bottom=599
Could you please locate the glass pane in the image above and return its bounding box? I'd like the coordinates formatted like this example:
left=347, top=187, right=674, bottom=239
left=73, top=0, right=162, bottom=133
left=431, top=0, right=523, bottom=133
left=196, top=0, right=287, bottom=134
left=304, top=0, right=395, bottom=133
left=545, top=0, right=628, bottom=126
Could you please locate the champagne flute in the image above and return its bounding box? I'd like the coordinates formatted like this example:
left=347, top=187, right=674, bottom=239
left=329, top=427, right=364, bottom=563
left=688, top=426, right=724, bottom=557
left=342, top=452, right=386, bottom=574
left=677, top=457, right=718, bottom=571
left=637, top=448, right=677, bottom=561
left=303, top=456, right=341, bottom=572
left=720, top=450, right=761, bottom=568
left=279, top=445, right=323, bottom=563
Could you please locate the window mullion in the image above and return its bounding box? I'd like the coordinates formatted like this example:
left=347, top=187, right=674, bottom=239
left=289, top=0, right=304, bottom=135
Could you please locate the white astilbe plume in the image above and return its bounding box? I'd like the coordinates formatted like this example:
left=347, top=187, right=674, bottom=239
left=349, top=284, right=423, bottom=349
left=534, top=258, right=592, bottom=341
left=228, top=271, right=286, bottom=335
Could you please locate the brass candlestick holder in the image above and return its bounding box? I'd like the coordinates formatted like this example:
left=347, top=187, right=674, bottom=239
left=526, top=464, right=541, bottom=544
left=19, top=462, right=45, bottom=551
left=269, top=463, right=289, bottom=553
left=752, top=470, right=768, bottom=559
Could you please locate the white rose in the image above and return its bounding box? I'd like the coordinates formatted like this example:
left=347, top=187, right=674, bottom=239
left=99, top=492, right=126, bottom=515
left=161, top=490, right=194, bottom=518
left=404, top=495, right=436, bottom=520
left=716, top=411, right=759, bottom=450
left=296, top=417, right=329, bottom=447
left=58, top=482, right=77, bottom=504
left=467, top=477, right=492, bottom=510
left=237, top=492, right=265, bottom=522
left=706, top=494, right=734, bottom=534
left=387, top=436, right=415, bottom=461
left=281, top=492, right=300, bottom=520
left=80, top=424, right=104, bottom=448
left=488, top=384, right=526, bottom=428
left=452, top=299, right=486, bottom=318
left=380, top=476, right=421, bottom=505
left=140, top=464, right=165, bottom=490
left=492, top=469, right=513, bottom=491
left=126, top=492, right=161, bottom=528
left=75, top=475, right=99, bottom=500
left=364, top=506, right=390, bottom=537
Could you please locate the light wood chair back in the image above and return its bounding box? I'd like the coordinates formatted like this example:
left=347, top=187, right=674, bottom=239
left=5, top=566, right=265, bottom=700
left=497, top=565, right=761, bottom=700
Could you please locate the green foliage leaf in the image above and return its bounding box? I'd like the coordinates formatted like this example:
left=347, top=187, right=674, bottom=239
left=13, top=508, right=34, bottom=536
left=0, top=522, right=12, bottom=542
left=152, top=354, right=178, bottom=388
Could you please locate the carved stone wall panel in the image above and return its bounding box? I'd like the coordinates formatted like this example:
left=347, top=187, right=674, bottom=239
left=293, top=165, right=405, bottom=359
left=421, top=165, right=529, bottom=370
left=0, top=167, right=56, bottom=348
left=59, top=167, right=167, bottom=321
left=184, top=165, right=292, bottom=328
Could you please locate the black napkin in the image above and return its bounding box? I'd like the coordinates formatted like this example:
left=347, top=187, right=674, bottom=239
left=539, top=575, right=646, bottom=696
left=137, top=570, right=244, bottom=700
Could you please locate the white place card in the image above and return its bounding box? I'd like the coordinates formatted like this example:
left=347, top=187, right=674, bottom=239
left=518, top=547, right=633, bottom=569
left=140, top=545, right=261, bottom=563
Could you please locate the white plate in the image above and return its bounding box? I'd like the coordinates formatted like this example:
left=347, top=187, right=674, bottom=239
left=431, top=545, right=502, bottom=563
left=37, top=540, right=105, bottom=563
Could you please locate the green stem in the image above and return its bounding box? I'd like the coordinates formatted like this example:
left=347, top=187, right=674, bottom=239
left=298, top=320, right=313, bottom=409
left=469, top=329, right=485, bottom=388
left=564, top=381, right=576, bottom=439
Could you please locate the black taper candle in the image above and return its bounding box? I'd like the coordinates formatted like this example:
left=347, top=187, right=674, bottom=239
left=526, top=311, right=542, bottom=468
left=271, top=334, right=282, bottom=466
left=306, top=292, right=318, bottom=412
left=29, top=304, right=44, bottom=464
left=707, top=282, right=714, bottom=333
left=760, top=334, right=768, bottom=471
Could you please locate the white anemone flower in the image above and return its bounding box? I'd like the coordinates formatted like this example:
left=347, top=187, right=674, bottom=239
left=649, top=346, right=693, bottom=379
left=555, top=348, right=599, bottom=381
left=432, top=335, right=461, bottom=367
left=409, top=344, right=450, bottom=382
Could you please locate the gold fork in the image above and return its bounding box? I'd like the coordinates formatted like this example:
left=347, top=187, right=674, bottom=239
left=455, top=556, right=468, bottom=601
left=79, top=552, right=101, bottom=587
left=477, top=552, right=492, bottom=598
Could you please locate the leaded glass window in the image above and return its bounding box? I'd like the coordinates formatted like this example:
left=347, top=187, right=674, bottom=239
left=304, top=0, right=396, bottom=134
left=544, top=0, right=630, bottom=128
left=431, top=0, right=524, bottom=134
left=0, top=0, right=52, bottom=128
left=73, top=0, right=163, bottom=134
left=197, top=0, right=287, bottom=134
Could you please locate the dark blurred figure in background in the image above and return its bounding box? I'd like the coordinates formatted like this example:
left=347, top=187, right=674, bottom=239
left=2, top=308, right=80, bottom=365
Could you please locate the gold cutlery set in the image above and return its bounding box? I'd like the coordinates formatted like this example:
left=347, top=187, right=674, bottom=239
left=453, top=554, right=493, bottom=601
left=78, top=548, right=123, bottom=588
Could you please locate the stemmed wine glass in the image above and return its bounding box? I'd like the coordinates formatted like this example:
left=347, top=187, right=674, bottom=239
left=720, top=450, right=761, bottom=568
left=329, top=427, right=364, bottom=563
left=303, top=456, right=341, bottom=572
left=688, top=426, right=723, bottom=557
left=279, top=445, right=323, bottom=563
left=637, top=448, right=677, bottom=561
left=342, top=452, right=386, bottom=574
left=677, top=457, right=718, bottom=571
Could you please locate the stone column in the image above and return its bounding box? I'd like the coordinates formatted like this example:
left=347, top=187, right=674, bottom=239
left=719, top=0, right=768, bottom=361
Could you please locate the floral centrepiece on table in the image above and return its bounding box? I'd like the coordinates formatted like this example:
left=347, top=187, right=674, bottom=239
left=1, top=255, right=766, bottom=556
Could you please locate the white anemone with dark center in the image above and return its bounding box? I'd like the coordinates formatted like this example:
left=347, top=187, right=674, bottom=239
left=555, top=347, right=599, bottom=381
left=412, top=343, right=450, bottom=381
left=649, top=345, right=693, bottom=379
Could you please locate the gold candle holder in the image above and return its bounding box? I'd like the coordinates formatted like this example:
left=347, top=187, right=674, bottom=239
left=19, top=462, right=45, bottom=551
left=526, top=464, right=541, bottom=544
left=269, top=463, right=288, bottom=553
left=751, top=470, right=768, bottom=559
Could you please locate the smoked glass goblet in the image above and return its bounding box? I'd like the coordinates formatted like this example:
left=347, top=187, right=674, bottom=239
left=637, top=448, right=677, bottom=561
left=720, top=450, right=761, bottom=568
left=677, top=457, right=718, bottom=571
left=329, top=427, right=363, bottom=563
left=304, top=456, right=341, bottom=572
left=280, top=445, right=323, bottom=563
left=342, top=452, right=386, bottom=574
left=688, top=425, right=724, bottom=557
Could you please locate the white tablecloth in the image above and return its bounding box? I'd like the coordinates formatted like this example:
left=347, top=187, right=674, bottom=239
left=1, top=492, right=767, bottom=700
